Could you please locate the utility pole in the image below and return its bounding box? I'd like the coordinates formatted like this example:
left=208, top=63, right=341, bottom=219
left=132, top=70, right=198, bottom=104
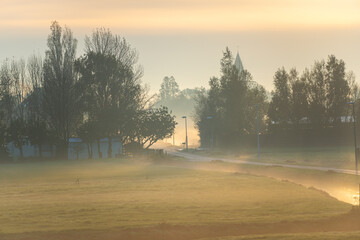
left=182, top=116, right=188, bottom=151
left=349, top=102, right=358, bottom=175
left=256, top=104, right=260, bottom=159
left=207, top=116, right=214, bottom=150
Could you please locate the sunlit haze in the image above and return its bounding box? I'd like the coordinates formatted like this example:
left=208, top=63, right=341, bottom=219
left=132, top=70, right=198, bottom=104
left=3, top=1, right=360, bottom=239
left=1, top=0, right=359, bottom=92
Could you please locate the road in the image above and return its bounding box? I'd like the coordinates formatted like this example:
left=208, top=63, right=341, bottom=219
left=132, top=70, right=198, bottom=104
left=168, top=149, right=358, bottom=175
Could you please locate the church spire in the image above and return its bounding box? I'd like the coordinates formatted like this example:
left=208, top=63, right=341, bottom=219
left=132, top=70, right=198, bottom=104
left=234, top=51, right=244, bottom=72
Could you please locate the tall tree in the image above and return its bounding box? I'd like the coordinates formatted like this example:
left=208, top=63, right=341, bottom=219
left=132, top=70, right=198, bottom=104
left=85, top=28, right=143, bottom=82
left=43, top=21, right=81, bottom=159
left=268, top=67, right=291, bottom=130
left=194, top=79, right=221, bottom=147
left=195, top=47, right=267, bottom=147
left=137, top=106, right=176, bottom=149
left=0, top=60, right=14, bottom=126
left=11, top=59, right=27, bottom=120
left=325, top=55, right=350, bottom=126
left=219, top=48, right=250, bottom=142
left=26, top=54, right=48, bottom=157
left=159, top=76, right=180, bottom=101
left=75, top=51, right=142, bottom=158
left=289, top=68, right=309, bottom=128
left=308, top=61, right=327, bottom=129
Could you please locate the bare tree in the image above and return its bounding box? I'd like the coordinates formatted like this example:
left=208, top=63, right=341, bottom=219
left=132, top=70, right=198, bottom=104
left=43, top=21, right=81, bottom=159
left=0, top=60, right=14, bottom=126
left=28, top=54, right=43, bottom=89
left=11, top=58, right=27, bottom=120
left=27, top=54, right=47, bottom=158
left=85, top=28, right=143, bottom=82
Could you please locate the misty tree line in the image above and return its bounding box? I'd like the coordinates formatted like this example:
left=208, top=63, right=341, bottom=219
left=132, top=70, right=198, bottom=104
left=0, top=21, right=176, bottom=160
left=155, top=76, right=203, bottom=118
left=268, top=56, right=358, bottom=131
left=195, top=48, right=358, bottom=147
left=194, top=48, right=268, bottom=147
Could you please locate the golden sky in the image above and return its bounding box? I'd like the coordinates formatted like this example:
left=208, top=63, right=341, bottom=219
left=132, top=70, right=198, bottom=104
left=0, top=0, right=360, bottom=93
left=1, top=0, right=360, bottom=32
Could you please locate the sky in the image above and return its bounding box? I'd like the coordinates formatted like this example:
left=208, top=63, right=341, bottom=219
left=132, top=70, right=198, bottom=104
left=1, top=0, right=360, bottom=93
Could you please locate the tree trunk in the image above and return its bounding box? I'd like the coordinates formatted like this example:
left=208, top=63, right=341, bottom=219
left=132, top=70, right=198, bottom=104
left=57, top=140, right=68, bottom=160
left=87, top=143, right=91, bottom=159
left=50, top=143, right=54, bottom=158
left=97, top=139, right=102, bottom=159
left=90, top=143, right=93, bottom=159
left=108, top=136, right=112, bottom=158
left=19, top=145, right=23, bottom=159
left=39, top=144, right=43, bottom=159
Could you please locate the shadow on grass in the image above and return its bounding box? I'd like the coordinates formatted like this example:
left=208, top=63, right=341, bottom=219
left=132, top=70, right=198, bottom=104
left=3, top=208, right=360, bottom=240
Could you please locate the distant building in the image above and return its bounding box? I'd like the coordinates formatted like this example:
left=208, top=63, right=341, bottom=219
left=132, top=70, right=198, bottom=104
left=234, top=51, right=244, bottom=72
left=7, top=141, right=55, bottom=159
left=270, top=116, right=355, bottom=126
left=68, top=137, right=122, bottom=160
left=7, top=137, right=122, bottom=160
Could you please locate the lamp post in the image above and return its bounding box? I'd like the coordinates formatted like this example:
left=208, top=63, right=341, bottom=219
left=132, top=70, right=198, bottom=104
left=207, top=116, right=214, bottom=150
left=255, top=104, right=260, bottom=159
left=182, top=116, right=188, bottom=151
left=348, top=101, right=358, bottom=175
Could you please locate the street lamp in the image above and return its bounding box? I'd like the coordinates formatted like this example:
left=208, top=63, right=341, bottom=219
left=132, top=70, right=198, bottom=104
left=348, top=101, right=358, bottom=175
left=182, top=116, right=188, bottom=151
left=207, top=116, right=214, bottom=150
left=255, top=104, right=260, bottom=159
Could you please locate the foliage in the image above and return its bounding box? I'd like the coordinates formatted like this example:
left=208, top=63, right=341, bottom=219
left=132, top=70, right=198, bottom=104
left=155, top=76, right=203, bottom=124
left=138, top=106, right=177, bottom=149
left=268, top=67, right=291, bottom=129
left=75, top=51, right=142, bottom=157
left=159, top=76, right=180, bottom=100
left=7, top=119, right=26, bottom=158
left=0, top=21, right=358, bottom=158
left=194, top=47, right=268, bottom=147
left=77, top=31, right=176, bottom=156
left=26, top=119, right=48, bottom=158
left=42, top=21, right=81, bottom=159
left=268, top=55, right=354, bottom=133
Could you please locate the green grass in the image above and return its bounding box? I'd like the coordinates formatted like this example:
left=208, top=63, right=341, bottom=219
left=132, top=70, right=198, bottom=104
left=200, top=231, right=360, bottom=240
left=0, top=158, right=351, bottom=235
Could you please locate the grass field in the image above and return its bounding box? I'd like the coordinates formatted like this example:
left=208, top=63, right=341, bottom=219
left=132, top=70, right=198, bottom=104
left=201, top=231, right=360, bottom=240
left=197, top=146, right=357, bottom=169
left=188, top=146, right=360, bottom=204
left=0, top=157, right=353, bottom=239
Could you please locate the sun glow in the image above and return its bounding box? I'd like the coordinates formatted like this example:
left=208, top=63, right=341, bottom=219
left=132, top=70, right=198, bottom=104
left=0, top=0, right=359, bottom=32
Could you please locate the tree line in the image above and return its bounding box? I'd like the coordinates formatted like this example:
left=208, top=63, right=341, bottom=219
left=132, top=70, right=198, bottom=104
left=0, top=21, right=176, bottom=160
left=195, top=48, right=358, bottom=148
left=194, top=48, right=268, bottom=147
left=155, top=76, right=203, bottom=120
left=268, top=56, right=357, bottom=131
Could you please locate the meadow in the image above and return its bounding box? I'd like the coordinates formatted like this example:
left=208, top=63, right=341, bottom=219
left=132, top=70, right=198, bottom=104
left=201, top=231, right=360, bottom=240
left=197, top=146, right=357, bottom=169
left=0, top=157, right=354, bottom=239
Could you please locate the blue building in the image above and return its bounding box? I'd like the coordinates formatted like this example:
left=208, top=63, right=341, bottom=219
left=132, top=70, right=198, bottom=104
left=68, top=137, right=122, bottom=160
left=7, top=137, right=122, bottom=160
